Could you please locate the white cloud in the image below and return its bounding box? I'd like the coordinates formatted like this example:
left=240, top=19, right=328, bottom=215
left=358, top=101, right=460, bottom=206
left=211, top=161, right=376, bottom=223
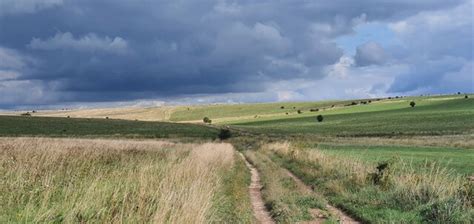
left=29, top=32, right=129, bottom=54
left=326, top=55, right=354, bottom=78
left=0, top=0, right=63, bottom=16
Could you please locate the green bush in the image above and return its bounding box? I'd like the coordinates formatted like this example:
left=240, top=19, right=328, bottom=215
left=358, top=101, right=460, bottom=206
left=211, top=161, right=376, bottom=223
left=203, top=117, right=212, bottom=124
left=218, top=129, right=232, bottom=140
left=316, top=115, right=323, bottom=122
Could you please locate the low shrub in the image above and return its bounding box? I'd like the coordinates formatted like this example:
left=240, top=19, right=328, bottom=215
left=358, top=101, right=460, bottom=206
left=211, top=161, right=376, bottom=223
left=203, top=117, right=212, bottom=124
left=218, top=129, right=232, bottom=140
left=316, top=115, right=323, bottom=122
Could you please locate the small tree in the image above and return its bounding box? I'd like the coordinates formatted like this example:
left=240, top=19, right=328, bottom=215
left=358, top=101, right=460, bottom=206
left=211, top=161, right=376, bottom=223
left=410, top=101, right=416, bottom=108
left=280, top=106, right=285, bottom=109
left=203, top=117, right=212, bottom=124
left=316, top=115, right=323, bottom=122
left=218, top=129, right=232, bottom=140
left=465, top=95, right=469, bottom=99
left=297, top=109, right=302, bottom=114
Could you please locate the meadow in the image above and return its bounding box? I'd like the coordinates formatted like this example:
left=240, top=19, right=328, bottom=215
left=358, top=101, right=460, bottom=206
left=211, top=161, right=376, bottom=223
left=0, top=138, right=253, bottom=223
left=1, top=94, right=473, bottom=223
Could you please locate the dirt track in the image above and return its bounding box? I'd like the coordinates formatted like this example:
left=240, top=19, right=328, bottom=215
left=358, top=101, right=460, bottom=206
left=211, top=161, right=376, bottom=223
left=284, top=170, right=360, bottom=224
left=239, top=153, right=275, bottom=224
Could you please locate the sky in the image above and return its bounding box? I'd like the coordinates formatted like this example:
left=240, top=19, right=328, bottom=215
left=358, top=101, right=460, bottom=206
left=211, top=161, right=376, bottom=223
left=0, top=0, right=473, bottom=109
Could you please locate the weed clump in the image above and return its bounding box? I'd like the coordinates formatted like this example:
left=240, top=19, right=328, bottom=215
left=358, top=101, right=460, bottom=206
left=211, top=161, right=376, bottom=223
left=368, top=160, right=394, bottom=189
left=420, top=198, right=467, bottom=223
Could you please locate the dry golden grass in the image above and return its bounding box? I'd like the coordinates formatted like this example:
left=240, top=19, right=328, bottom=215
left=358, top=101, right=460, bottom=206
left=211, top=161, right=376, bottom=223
left=33, top=106, right=180, bottom=121
left=0, top=137, right=235, bottom=223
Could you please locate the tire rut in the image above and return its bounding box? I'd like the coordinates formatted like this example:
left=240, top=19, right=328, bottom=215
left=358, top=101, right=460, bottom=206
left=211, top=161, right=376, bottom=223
left=238, top=152, right=275, bottom=224
left=284, top=169, right=361, bottom=224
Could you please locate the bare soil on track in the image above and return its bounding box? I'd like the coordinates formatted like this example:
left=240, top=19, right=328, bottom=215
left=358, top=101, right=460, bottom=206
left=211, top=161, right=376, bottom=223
left=239, top=153, right=275, bottom=224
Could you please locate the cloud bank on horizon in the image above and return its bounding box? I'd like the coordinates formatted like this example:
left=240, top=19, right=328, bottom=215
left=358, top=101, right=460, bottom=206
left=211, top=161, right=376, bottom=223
left=0, top=0, right=472, bottom=108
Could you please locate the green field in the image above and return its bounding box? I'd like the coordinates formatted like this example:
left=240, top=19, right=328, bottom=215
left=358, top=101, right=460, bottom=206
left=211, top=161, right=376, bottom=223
left=230, top=96, right=474, bottom=136
left=316, top=144, right=474, bottom=174
left=0, top=115, right=218, bottom=139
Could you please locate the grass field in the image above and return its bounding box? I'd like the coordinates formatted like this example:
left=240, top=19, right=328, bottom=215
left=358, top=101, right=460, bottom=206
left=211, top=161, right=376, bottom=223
left=1, top=94, right=473, bottom=223
left=230, top=96, right=474, bottom=136
left=0, top=116, right=218, bottom=139
left=0, top=138, right=253, bottom=223
left=316, top=144, right=474, bottom=174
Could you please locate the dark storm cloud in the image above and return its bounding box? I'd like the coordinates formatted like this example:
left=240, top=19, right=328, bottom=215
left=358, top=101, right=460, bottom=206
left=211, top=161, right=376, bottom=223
left=0, top=0, right=469, bottom=107
left=354, top=42, right=388, bottom=66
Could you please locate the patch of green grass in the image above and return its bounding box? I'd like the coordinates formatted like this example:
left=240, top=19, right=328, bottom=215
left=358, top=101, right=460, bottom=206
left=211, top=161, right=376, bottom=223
left=316, top=144, right=474, bottom=175
left=231, top=97, right=474, bottom=136
left=211, top=153, right=255, bottom=223
left=0, top=115, right=219, bottom=139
